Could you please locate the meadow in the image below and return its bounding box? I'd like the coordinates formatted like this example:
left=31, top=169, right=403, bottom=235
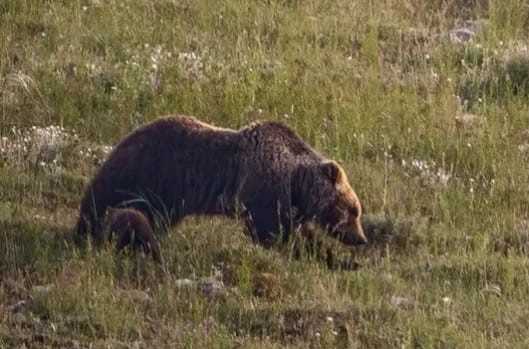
left=2, top=0, right=529, bottom=347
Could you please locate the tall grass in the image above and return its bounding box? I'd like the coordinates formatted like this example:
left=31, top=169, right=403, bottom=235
left=2, top=0, right=529, bottom=347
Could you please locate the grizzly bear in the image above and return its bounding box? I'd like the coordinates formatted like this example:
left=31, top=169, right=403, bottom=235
left=75, top=115, right=367, bottom=253
left=104, top=207, right=163, bottom=264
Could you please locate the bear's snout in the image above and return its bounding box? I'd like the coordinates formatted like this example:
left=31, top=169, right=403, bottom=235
left=344, top=231, right=368, bottom=246
left=354, top=234, right=368, bottom=245
left=354, top=221, right=368, bottom=245
left=331, top=220, right=368, bottom=246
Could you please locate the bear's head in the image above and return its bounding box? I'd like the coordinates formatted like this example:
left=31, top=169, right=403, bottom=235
left=312, top=161, right=367, bottom=246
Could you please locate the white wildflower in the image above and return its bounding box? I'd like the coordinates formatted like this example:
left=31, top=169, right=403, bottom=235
left=403, top=158, right=451, bottom=187
left=177, top=51, right=204, bottom=80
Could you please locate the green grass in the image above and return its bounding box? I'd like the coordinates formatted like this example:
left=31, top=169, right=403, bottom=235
left=2, top=0, right=529, bottom=347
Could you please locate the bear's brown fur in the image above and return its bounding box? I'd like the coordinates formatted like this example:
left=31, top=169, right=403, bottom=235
left=105, top=207, right=163, bottom=264
left=76, top=115, right=366, bottom=251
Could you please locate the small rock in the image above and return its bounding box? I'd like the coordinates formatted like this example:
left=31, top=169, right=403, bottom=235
left=481, top=284, right=502, bottom=297
left=449, top=28, right=475, bottom=44
left=175, top=278, right=195, bottom=288
left=65, top=315, right=90, bottom=326
left=198, top=277, right=225, bottom=298
left=390, top=295, right=414, bottom=308
left=455, top=113, right=483, bottom=129
left=125, top=290, right=152, bottom=304
left=31, top=284, right=52, bottom=297
left=448, top=20, right=487, bottom=44
left=518, top=143, right=529, bottom=154
left=381, top=273, right=393, bottom=282
left=7, top=300, right=29, bottom=313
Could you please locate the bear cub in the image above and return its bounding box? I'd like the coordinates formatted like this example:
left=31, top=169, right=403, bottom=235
left=105, top=208, right=163, bottom=264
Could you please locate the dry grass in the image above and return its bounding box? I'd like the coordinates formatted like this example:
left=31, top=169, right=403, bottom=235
left=2, top=0, right=529, bottom=347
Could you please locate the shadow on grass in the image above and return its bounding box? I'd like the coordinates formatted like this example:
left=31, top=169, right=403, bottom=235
left=0, top=219, right=75, bottom=276
left=277, top=213, right=430, bottom=272
left=360, top=213, right=429, bottom=257
left=0, top=211, right=430, bottom=281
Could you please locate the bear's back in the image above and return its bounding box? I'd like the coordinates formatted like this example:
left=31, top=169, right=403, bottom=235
left=240, top=121, right=323, bottom=163
left=112, top=115, right=235, bottom=150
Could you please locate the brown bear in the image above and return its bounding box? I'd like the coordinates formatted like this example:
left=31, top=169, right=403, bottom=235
left=104, top=207, right=163, bottom=264
left=75, top=115, right=367, bottom=253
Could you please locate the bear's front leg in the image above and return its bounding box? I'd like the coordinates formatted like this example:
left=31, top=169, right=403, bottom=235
left=243, top=205, right=288, bottom=249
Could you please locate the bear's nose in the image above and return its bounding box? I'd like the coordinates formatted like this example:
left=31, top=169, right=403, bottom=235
left=356, top=236, right=368, bottom=245
left=353, top=223, right=368, bottom=245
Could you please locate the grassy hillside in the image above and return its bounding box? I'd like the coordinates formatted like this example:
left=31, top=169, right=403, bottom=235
left=2, top=0, right=529, bottom=347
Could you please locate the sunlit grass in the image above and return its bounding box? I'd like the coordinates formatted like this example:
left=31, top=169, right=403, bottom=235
left=2, top=0, right=529, bottom=347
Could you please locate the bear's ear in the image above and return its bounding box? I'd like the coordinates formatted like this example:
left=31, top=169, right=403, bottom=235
left=320, top=161, right=340, bottom=183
